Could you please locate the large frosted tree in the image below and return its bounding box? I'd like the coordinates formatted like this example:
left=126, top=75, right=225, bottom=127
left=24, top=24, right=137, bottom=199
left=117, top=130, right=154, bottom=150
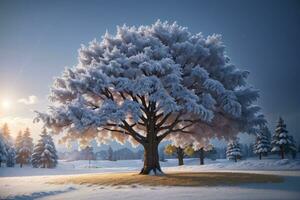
left=36, top=21, right=265, bottom=174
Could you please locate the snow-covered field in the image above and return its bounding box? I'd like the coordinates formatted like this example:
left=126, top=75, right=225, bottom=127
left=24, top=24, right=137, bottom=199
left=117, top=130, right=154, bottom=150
left=1, top=158, right=300, bottom=200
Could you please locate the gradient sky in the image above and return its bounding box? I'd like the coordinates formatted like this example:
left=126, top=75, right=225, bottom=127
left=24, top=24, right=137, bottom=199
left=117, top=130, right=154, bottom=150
left=0, top=0, right=299, bottom=146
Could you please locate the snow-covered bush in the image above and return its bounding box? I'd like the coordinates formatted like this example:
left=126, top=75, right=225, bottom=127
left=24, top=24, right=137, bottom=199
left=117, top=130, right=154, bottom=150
left=271, top=117, right=296, bottom=159
left=226, top=140, right=242, bottom=162
left=254, top=126, right=271, bottom=159
left=32, top=129, right=58, bottom=168
left=36, top=21, right=265, bottom=174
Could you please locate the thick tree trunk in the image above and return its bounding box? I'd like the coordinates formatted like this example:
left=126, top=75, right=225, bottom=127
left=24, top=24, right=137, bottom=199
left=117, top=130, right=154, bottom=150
left=177, top=147, right=184, bottom=166
left=140, top=105, right=163, bottom=175
left=200, top=148, right=204, bottom=165
left=140, top=141, right=162, bottom=175
left=20, top=162, right=23, bottom=168
left=259, top=152, right=262, bottom=160
left=234, top=155, right=237, bottom=162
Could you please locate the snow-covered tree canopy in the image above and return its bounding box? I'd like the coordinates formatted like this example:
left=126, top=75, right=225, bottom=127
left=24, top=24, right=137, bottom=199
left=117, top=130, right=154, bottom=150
left=36, top=20, right=265, bottom=151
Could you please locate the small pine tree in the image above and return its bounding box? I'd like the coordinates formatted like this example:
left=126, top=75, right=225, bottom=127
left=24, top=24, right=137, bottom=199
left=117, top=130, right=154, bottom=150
left=0, top=132, right=8, bottom=167
left=15, top=131, right=22, bottom=164
left=254, top=126, right=271, bottom=159
left=15, top=131, right=23, bottom=150
left=271, top=117, right=295, bottom=159
left=226, top=140, right=242, bottom=162
left=0, top=123, right=16, bottom=167
left=16, top=128, right=33, bottom=167
left=32, top=129, right=58, bottom=168
left=2, top=123, right=11, bottom=141
left=6, top=147, right=16, bottom=167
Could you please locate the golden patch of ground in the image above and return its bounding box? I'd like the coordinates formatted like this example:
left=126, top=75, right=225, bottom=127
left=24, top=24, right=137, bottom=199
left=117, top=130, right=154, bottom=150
left=47, top=172, right=283, bottom=187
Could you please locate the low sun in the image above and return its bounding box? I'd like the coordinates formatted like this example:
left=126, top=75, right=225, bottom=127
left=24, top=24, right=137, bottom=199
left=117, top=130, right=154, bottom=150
left=1, top=99, right=12, bottom=110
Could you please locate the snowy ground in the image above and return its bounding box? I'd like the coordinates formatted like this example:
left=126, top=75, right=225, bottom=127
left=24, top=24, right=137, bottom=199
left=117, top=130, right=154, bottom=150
left=1, top=158, right=300, bottom=200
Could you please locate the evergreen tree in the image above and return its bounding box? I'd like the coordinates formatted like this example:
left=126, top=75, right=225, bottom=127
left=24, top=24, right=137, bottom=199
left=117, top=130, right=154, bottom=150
left=0, top=132, right=7, bottom=167
left=271, top=117, right=294, bottom=159
left=6, top=147, right=16, bottom=167
left=32, top=129, right=58, bottom=168
left=16, top=128, right=33, bottom=167
left=2, top=123, right=11, bottom=141
left=254, top=126, right=271, bottom=159
left=15, top=131, right=23, bottom=155
left=0, top=126, right=15, bottom=167
left=226, top=140, right=242, bottom=162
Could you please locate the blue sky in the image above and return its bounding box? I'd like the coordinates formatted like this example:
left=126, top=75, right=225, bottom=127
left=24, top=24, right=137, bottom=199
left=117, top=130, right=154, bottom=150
left=0, top=0, right=299, bottom=146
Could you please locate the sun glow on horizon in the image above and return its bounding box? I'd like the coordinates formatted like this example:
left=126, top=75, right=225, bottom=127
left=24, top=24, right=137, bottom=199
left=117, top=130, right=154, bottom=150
left=1, top=98, right=12, bottom=110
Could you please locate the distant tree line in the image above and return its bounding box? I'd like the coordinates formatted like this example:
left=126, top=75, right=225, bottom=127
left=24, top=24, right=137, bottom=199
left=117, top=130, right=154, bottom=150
left=0, top=123, right=57, bottom=168
left=58, top=146, right=144, bottom=161
left=56, top=117, right=298, bottom=165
